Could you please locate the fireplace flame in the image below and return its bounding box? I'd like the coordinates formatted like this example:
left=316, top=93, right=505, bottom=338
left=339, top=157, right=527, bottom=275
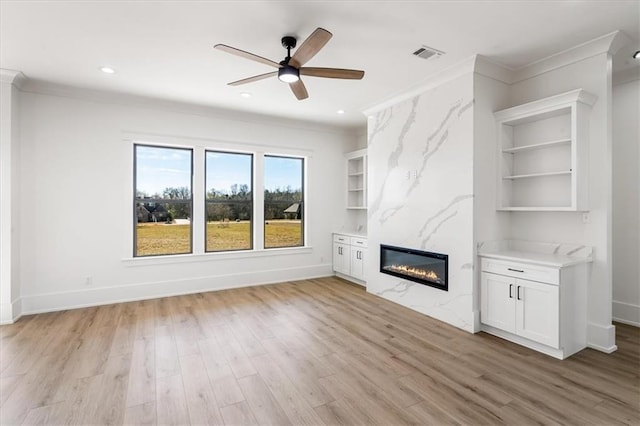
left=383, top=264, right=440, bottom=282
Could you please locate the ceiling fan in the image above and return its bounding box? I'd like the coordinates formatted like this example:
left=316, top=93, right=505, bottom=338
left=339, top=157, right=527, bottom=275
left=214, top=28, right=364, bottom=100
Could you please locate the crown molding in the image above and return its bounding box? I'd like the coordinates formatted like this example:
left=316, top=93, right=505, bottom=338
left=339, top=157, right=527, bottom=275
left=362, top=55, right=476, bottom=116
left=0, top=69, right=27, bottom=89
left=19, top=79, right=358, bottom=136
left=512, top=31, right=630, bottom=83
left=473, top=55, right=514, bottom=84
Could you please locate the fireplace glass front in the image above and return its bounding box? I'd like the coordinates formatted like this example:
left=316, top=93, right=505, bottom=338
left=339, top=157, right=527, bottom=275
left=380, top=244, right=448, bottom=291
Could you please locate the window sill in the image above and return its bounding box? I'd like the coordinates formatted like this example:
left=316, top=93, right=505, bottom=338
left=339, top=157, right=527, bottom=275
left=122, top=246, right=314, bottom=267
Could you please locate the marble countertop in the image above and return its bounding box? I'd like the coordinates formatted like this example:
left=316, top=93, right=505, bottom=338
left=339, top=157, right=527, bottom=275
left=478, top=240, right=593, bottom=268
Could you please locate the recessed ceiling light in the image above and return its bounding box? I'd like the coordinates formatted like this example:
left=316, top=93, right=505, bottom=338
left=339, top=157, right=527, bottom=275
left=240, top=92, right=252, bottom=99
left=634, top=50, right=640, bottom=59
left=336, top=109, right=345, bottom=114
left=100, top=67, right=115, bottom=74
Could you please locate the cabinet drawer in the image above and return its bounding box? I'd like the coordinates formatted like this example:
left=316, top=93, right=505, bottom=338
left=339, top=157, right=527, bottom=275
left=481, top=258, right=559, bottom=285
left=350, top=237, right=368, bottom=248
left=333, top=234, right=349, bottom=243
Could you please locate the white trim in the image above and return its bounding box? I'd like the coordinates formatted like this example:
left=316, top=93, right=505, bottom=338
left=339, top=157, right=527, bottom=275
left=123, top=246, right=314, bottom=267
left=0, top=302, right=13, bottom=324
left=481, top=325, right=568, bottom=359
left=20, top=264, right=333, bottom=316
left=494, top=89, right=597, bottom=122
left=362, top=56, right=476, bottom=116
left=0, top=69, right=26, bottom=88
left=512, top=31, right=629, bottom=83
left=474, top=55, right=515, bottom=85
left=613, top=300, right=640, bottom=327
left=334, top=272, right=366, bottom=287
left=19, top=79, right=358, bottom=134
left=587, top=322, right=618, bottom=353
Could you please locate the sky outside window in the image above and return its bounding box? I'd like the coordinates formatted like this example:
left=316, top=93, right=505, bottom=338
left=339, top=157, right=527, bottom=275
left=136, top=145, right=191, bottom=196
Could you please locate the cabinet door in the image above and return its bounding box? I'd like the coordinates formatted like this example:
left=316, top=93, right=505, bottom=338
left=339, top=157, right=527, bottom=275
left=350, top=246, right=366, bottom=279
left=481, top=272, right=516, bottom=333
left=333, top=243, right=350, bottom=274
left=515, top=278, right=559, bottom=348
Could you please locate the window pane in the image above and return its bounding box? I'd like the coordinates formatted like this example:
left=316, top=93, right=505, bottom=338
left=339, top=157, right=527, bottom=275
left=134, top=145, right=193, bottom=257
left=135, top=145, right=192, bottom=199
left=264, top=156, right=303, bottom=248
left=206, top=151, right=253, bottom=252
left=136, top=202, right=191, bottom=256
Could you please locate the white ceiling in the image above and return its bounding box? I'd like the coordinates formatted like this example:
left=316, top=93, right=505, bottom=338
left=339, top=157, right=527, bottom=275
left=1, top=1, right=639, bottom=130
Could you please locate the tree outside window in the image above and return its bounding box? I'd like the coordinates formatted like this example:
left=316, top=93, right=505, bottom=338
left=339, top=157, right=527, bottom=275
left=134, top=145, right=193, bottom=257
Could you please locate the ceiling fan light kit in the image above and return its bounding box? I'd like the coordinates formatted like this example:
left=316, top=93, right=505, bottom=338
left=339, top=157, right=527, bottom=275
left=278, top=65, right=299, bottom=83
left=214, top=27, right=364, bottom=100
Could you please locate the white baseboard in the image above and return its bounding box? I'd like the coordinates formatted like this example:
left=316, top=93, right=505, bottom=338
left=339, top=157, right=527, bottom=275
left=0, top=302, right=13, bottom=325
left=587, top=322, right=618, bottom=353
left=613, top=300, right=640, bottom=327
left=19, top=264, right=333, bottom=316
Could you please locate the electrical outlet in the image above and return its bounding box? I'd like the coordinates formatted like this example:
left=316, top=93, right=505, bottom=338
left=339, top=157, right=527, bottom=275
left=582, top=212, right=591, bottom=224
left=84, top=276, right=93, bottom=286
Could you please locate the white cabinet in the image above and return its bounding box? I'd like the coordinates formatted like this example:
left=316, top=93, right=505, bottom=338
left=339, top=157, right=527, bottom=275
left=494, top=89, right=596, bottom=211
left=479, top=254, right=588, bottom=360
left=333, top=235, right=350, bottom=275
left=481, top=272, right=559, bottom=348
left=350, top=245, right=366, bottom=280
left=333, top=233, right=367, bottom=285
left=346, top=149, right=367, bottom=210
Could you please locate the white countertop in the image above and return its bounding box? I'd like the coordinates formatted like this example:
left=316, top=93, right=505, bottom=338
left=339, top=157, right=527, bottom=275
left=478, top=249, right=592, bottom=268
left=334, top=231, right=367, bottom=238
left=478, top=240, right=593, bottom=268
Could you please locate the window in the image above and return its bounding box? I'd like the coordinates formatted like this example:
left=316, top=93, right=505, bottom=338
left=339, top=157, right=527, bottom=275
left=205, top=151, right=253, bottom=252
left=264, top=155, right=304, bottom=248
left=134, top=145, right=193, bottom=257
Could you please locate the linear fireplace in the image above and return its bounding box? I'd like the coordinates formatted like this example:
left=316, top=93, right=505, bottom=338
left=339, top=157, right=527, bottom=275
left=380, top=244, right=448, bottom=291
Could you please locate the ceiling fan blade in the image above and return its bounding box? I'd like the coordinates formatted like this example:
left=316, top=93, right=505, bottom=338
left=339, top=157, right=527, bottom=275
left=214, top=44, right=280, bottom=68
left=300, top=67, right=364, bottom=80
left=289, top=79, right=309, bottom=100
left=289, top=28, right=332, bottom=68
left=228, top=71, right=278, bottom=86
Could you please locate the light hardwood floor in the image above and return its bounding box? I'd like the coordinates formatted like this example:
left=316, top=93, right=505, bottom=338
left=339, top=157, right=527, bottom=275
left=1, top=277, right=638, bottom=425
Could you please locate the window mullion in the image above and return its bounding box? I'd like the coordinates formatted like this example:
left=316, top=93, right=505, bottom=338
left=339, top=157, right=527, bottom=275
left=254, top=152, right=265, bottom=250
left=192, top=147, right=205, bottom=254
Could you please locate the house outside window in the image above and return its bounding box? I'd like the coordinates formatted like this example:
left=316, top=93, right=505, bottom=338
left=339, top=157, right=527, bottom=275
left=264, top=155, right=304, bottom=249
left=134, top=144, right=193, bottom=257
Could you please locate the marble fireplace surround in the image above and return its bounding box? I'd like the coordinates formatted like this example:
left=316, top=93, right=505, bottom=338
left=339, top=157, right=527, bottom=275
left=365, top=72, right=478, bottom=332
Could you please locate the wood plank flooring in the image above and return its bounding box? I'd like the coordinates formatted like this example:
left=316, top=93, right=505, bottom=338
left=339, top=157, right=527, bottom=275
left=1, top=277, right=638, bottom=425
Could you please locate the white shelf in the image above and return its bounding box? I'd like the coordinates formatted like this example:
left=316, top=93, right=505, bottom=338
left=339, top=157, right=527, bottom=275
left=495, top=89, right=595, bottom=211
left=503, top=171, right=571, bottom=180
left=502, top=138, right=571, bottom=154
left=346, top=149, right=367, bottom=210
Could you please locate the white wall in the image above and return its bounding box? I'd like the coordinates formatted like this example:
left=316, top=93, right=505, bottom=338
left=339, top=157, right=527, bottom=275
left=14, top=85, right=353, bottom=316
left=507, top=52, right=616, bottom=350
left=366, top=72, right=477, bottom=332
left=612, top=77, right=640, bottom=326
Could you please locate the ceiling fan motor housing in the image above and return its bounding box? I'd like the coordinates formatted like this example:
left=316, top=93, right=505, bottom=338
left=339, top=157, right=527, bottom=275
left=281, top=36, right=297, bottom=50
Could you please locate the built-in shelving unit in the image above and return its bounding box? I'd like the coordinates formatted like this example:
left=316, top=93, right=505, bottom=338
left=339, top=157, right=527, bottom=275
left=495, top=89, right=596, bottom=211
left=346, top=149, right=367, bottom=210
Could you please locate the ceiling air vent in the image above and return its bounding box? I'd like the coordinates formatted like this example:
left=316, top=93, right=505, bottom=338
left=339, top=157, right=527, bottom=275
left=413, top=45, right=445, bottom=60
